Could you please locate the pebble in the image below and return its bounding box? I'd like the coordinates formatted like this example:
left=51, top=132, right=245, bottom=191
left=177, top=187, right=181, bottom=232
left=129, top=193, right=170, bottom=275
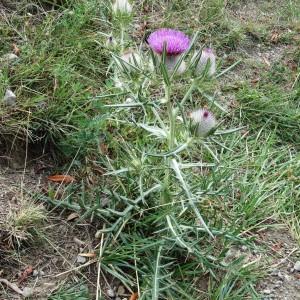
left=22, top=287, right=33, bottom=297
left=284, top=274, right=292, bottom=281
left=107, top=288, right=116, bottom=298
left=294, top=261, right=300, bottom=271
left=3, top=89, right=16, bottom=106
left=241, top=245, right=247, bottom=251
left=1, top=53, right=18, bottom=62
left=263, top=289, right=272, bottom=294
left=277, top=271, right=284, bottom=279
left=76, top=255, right=87, bottom=264
left=125, top=97, right=134, bottom=103
left=117, top=285, right=126, bottom=295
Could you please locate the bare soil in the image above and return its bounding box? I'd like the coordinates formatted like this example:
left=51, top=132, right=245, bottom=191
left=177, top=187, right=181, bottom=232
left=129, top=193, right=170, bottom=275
left=0, top=165, right=99, bottom=299
left=1, top=164, right=300, bottom=299
left=256, top=229, right=300, bottom=300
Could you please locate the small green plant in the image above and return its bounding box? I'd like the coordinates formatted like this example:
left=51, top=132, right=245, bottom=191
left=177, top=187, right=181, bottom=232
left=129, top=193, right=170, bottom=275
left=49, top=283, right=89, bottom=300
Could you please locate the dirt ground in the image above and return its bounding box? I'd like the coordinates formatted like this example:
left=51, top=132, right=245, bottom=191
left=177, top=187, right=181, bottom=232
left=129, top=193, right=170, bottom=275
left=0, top=164, right=300, bottom=299
left=0, top=165, right=98, bottom=299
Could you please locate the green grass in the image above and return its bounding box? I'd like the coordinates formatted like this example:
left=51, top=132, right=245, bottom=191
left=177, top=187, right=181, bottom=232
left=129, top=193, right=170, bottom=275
left=1, top=0, right=300, bottom=299
left=49, top=283, right=89, bottom=300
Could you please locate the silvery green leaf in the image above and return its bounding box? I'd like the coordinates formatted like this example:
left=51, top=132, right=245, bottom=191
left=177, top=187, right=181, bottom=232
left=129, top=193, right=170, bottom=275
left=138, top=123, right=168, bottom=139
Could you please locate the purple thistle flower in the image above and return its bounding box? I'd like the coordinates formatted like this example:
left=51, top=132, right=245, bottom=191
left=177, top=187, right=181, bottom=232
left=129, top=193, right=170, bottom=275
left=148, top=29, right=190, bottom=73
left=190, top=108, right=217, bottom=137
left=148, top=28, right=190, bottom=55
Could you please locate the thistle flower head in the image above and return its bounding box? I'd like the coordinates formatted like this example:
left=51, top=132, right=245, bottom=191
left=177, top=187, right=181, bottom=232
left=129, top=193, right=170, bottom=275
left=147, top=28, right=190, bottom=56
left=120, top=49, right=141, bottom=66
left=112, top=0, right=132, bottom=14
left=194, top=47, right=216, bottom=76
left=190, top=108, right=216, bottom=137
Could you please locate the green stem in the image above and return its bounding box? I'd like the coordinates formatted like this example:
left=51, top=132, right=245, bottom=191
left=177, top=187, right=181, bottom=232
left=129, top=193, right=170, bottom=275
left=165, top=84, right=175, bottom=149
left=180, top=80, right=196, bottom=106
left=120, top=25, right=125, bottom=52
left=173, top=80, right=196, bottom=117
left=162, top=83, right=175, bottom=205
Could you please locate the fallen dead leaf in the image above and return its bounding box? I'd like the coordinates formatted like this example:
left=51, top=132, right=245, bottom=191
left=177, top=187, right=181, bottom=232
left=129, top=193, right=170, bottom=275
left=12, top=43, right=21, bottom=56
left=130, top=292, right=139, bottom=300
left=48, top=174, right=75, bottom=183
left=251, top=77, right=260, bottom=85
left=262, top=56, right=271, bottom=67
left=270, top=31, right=280, bottom=43
left=67, top=212, right=79, bottom=221
left=99, top=143, right=109, bottom=155
left=294, top=273, right=300, bottom=280
left=18, top=265, right=33, bottom=284
left=271, top=242, right=283, bottom=252
left=73, top=237, right=85, bottom=246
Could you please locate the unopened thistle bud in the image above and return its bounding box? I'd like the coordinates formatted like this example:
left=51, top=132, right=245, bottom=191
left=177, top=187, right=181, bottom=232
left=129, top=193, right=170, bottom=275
left=190, top=109, right=217, bottom=137
left=117, top=49, right=142, bottom=72
left=194, top=48, right=216, bottom=76
left=112, top=0, right=132, bottom=14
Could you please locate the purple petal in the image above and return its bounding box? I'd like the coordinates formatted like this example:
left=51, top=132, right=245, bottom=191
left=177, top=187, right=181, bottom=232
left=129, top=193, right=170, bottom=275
left=148, top=28, right=190, bottom=55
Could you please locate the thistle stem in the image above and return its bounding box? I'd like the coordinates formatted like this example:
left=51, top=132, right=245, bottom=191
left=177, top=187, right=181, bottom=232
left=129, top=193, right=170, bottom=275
left=120, top=25, right=125, bottom=52
left=162, top=83, right=175, bottom=205
left=165, top=84, right=175, bottom=149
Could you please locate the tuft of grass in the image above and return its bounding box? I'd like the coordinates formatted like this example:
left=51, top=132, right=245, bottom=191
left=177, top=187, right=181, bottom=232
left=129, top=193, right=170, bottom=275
left=0, top=0, right=110, bottom=158
left=4, top=198, right=46, bottom=244
left=236, top=84, right=300, bottom=147
left=48, top=283, right=89, bottom=300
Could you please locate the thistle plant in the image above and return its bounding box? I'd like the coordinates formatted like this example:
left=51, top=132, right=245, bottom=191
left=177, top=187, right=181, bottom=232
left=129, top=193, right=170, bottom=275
left=81, top=5, right=248, bottom=297
left=44, top=3, right=247, bottom=298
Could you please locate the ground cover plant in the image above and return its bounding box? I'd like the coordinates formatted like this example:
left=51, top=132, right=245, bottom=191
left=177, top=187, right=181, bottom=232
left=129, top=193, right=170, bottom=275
left=0, top=0, right=300, bottom=299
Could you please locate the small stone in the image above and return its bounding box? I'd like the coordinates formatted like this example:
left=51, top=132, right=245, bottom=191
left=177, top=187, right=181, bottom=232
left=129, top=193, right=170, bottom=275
left=284, top=274, right=292, bottom=281
left=33, top=270, right=39, bottom=277
left=294, top=261, right=300, bottom=271
left=3, top=89, right=16, bottom=106
left=125, top=97, right=133, bottom=103
left=107, top=288, right=115, bottom=298
left=1, top=53, right=18, bottom=62
left=117, top=285, right=126, bottom=295
left=241, top=245, right=247, bottom=251
left=22, top=287, right=33, bottom=297
left=39, top=270, right=45, bottom=276
left=73, top=237, right=85, bottom=247
left=76, top=255, right=87, bottom=264
left=277, top=271, right=284, bottom=279
left=263, top=289, right=271, bottom=294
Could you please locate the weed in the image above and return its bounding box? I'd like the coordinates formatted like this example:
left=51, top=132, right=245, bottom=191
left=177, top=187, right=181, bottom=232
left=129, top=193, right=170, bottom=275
left=1, top=0, right=299, bottom=299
